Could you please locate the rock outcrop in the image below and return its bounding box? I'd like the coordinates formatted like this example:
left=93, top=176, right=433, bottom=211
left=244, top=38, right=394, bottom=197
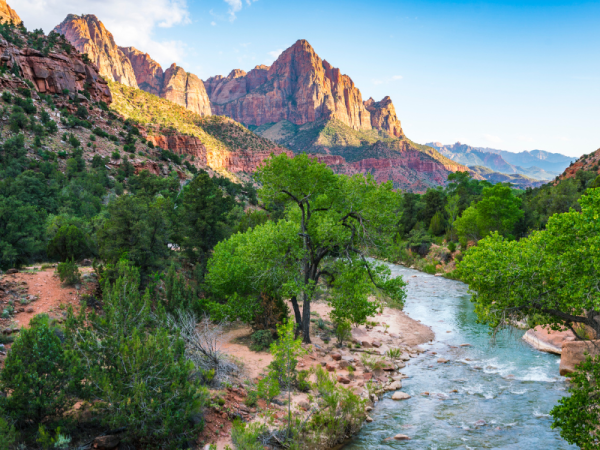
left=119, top=46, right=163, bottom=96
left=0, top=30, right=111, bottom=104
left=161, top=64, right=211, bottom=116
left=522, top=326, right=576, bottom=355
left=53, top=14, right=138, bottom=88
left=560, top=340, right=600, bottom=376
left=364, top=96, right=403, bottom=138
left=207, top=40, right=398, bottom=134
left=0, top=0, right=20, bottom=25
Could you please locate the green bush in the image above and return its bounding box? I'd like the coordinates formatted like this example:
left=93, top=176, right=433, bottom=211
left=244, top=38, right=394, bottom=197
left=56, top=259, right=80, bottom=285
left=0, top=417, right=17, bottom=450
left=47, top=225, right=92, bottom=262
left=1, top=91, right=11, bottom=103
left=244, top=389, right=258, bottom=407
left=231, top=419, right=267, bottom=450
left=0, top=314, right=80, bottom=426
left=75, top=105, right=88, bottom=119
left=9, top=110, right=28, bottom=132
left=423, top=262, right=438, bottom=274
left=334, top=320, right=352, bottom=346
left=250, top=330, right=273, bottom=352
left=448, top=241, right=457, bottom=253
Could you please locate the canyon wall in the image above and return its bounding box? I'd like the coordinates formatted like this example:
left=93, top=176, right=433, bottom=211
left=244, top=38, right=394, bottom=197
left=0, top=0, right=20, bottom=25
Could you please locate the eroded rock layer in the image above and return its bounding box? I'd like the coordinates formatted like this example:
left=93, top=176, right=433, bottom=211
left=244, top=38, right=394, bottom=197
left=53, top=14, right=138, bottom=88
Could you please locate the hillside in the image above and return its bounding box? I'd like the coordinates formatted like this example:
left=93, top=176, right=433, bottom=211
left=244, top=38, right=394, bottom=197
left=558, top=147, right=600, bottom=181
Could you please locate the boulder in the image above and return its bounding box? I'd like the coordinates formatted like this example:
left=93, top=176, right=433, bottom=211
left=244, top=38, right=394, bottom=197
left=560, top=340, right=600, bottom=376
left=338, top=360, right=354, bottom=370
left=92, top=435, right=120, bottom=450
left=6, top=269, right=18, bottom=274
left=331, top=353, right=342, bottom=361
left=372, top=340, right=382, bottom=348
left=394, top=434, right=411, bottom=440
left=337, top=375, right=351, bottom=385
left=385, top=380, right=402, bottom=391
left=325, top=362, right=336, bottom=372
left=391, top=392, right=411, bottom=401
left=523, top=326, right=576, bottom=355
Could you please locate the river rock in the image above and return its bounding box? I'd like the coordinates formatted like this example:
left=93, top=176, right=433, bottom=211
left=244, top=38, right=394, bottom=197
left=394, top=434, right=411, bottom=440
left=523, top=326, right=575, bottom=355
left=366, top=416, right=374, bottom=423
left=385, top=380, right=402, bottom=391
left=437, top=358, right=449, bottom=363
left=325, top=362, right=336, bottom=372
left=560, top=340, right=600, bottom=375
left=331, top=353, right=342, bottom=361
left=391, top=392, right=411, bottom=401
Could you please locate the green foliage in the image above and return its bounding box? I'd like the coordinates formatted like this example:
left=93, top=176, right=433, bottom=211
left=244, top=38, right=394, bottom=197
left=47, top=224, right=92, bottom=261
left=0, top=417, right=17, bottom=450
left=56, top=258, right=80, bottom=285
left=65, top=261, right=207, bottom=448
left=175, top=172, right=236, bottom=263
left=551, top=355, right=600, bottom=449
left=0, top=314, right=80, bottom=426
left=428, top=210, right=445, bottom=235
left=458, top=188, right=600, bottom=336
left=231, top=419, right=267, bottom=450
left=334, top=320, right=352, bottom=346
left=250, top=330, right=274, bottom=352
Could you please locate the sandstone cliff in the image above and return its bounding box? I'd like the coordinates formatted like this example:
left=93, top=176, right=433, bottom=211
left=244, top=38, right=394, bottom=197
left=207, top=40, right=381, bottom=132
left=53, top=14, right=138, bottom=88
left=119, top=46, right=163, bottom=96
left=0, top=27, right=111, bottom=103
left=0, top=0, right=20, bottom=25
left=162, top=64, right=211, bottom=116
left=364, top=96, right=403, bottom=138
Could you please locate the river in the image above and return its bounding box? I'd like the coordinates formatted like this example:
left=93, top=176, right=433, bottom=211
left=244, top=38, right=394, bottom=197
left=343, top=264, right=575, bottom=450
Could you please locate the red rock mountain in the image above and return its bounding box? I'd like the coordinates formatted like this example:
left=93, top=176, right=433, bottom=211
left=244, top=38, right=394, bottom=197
left=0, top=0, right=20, bottom=25
left=205, top=40, right=401, bottom=137
left=53, top=15, right=138, bottom=88
left=0, top=26, right=111, bottom=104
left=119, top=46, right=163, bottom=96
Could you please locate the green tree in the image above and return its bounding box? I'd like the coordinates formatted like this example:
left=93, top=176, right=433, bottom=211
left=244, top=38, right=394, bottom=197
left=551, top=355, right=600, bottom=449
left=0, top=314, right=81, bottom=426
left=66, top=261, right=206, bottom=448
left=47, top=224, right=92, bottom=261
left=454, top=183, right=523, bottom=245
left=457, top=188, right=600, bottom=337
left=97, top=195, right=171, bottom=281
left=212, top=154, right=406, bottom=343
left=175, top=172, right=236, bottom=263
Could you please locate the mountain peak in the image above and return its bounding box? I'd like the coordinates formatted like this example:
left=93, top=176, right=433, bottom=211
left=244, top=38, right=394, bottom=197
left=0, top=0, right=21, bottom=24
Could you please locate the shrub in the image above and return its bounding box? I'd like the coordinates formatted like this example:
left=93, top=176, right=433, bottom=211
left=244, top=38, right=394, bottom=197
left=250, top=329, right=274, bottom=352
left=45, top=120, right=58, bottom=133
left=111, top=150, right=120, bottom=160
left=231, top=419, right=267, bottom=450
left=297, top=369, right=310, bottom=392
left=0, top=417, right=17, bottom=450
left=56, top=259, right=80, bottom=286
left=47, top=225, right=92, bottom=262
left=0, top=314, right=80, bottom=426
left=9, top=110, right=27, bottom=132
left=68, top=134, right=80, bottom=148
left=334, top=320, right=352, bottom=346
left=423, top=262, right=438, bottom=274
left=1, top=91, right=11, bottom=103
left=244, top=390, right=258, bottom=407
left=75, top=105, right=88, bottom=119
left=448, top=241, right=457, bottom=253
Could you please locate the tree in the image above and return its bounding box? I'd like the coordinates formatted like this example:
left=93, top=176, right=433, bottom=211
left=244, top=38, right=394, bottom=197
left=0, top=314, right=80, bottom=426
left=97, top=195, right=171, bottom=281
left=47, top=224, right=92, bottom=261
left=175, top=172, right=236, bottom=263
left=551, top=355, right=600, bottom=449
left=457, top=188, right=600, bottom=338
left=454, top=183, right=523, bottom=246
left=66, top=261, right=206, bottom=448
left=445, top=193, right=460, bottom=240
left=212, top=154, right=407, bottom=343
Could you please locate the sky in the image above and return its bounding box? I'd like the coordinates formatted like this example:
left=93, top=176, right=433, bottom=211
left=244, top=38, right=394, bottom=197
left=15, top=0, right=600, bottom=157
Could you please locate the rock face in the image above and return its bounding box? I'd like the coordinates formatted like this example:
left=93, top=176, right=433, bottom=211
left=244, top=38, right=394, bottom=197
left=119, top=46, right=163, bottom=96
left=364, top=96, right=403, bottom=137
left=207, top=40, right=399, bottom=135
left=560, top=340, right=600, bottom=376
left=145, top=134, right=291, bottom=173
left=0, top=32, right=111, bottom=104
left=522, top=326, right=576, bottom=355
left=53, top=14, right=138, bottom=88
left=0, top=0, right=20, bottom=25
left=161, top=64, right=211, bottom=116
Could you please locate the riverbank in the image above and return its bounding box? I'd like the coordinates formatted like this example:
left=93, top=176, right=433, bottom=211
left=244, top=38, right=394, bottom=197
left=205, top=299, right=434, bottom=449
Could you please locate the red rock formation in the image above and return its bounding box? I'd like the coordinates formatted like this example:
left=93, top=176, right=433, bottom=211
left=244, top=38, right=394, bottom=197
left=146, top=134, right=291, bottom=173
left=560, top=340, right=600, bottom=375
left=0, top=0, right=20, bottom=25
left=364, top=96, right=403, bottom=138
left=162, top=64, right=211, bottom=116
left=119, top=46, right=163, bottom=96
left=208, top=40, right=375, bottom=131
left=53, top=14, right=138, bottom=88
left=0, top=32, right=111, bottom=103
left=523, top=326, right=576, bottom=355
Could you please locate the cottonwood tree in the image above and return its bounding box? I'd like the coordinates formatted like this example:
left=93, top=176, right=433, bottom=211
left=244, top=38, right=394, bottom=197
left=207, top=154, right=406, bottom=343
left=458, top=187, right=600, bottom=338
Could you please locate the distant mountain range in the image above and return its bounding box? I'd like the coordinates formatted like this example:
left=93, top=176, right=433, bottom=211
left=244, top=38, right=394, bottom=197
left=426, top=142, right=576, bottom=181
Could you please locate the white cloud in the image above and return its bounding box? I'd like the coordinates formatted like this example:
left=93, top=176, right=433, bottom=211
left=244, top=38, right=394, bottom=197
left=15, top=0, right=190, bottom=67
left=224, top=0, right=242, bottom=21
left=391, top=75, right=403, bottom=80
left=482, top=134, right=502, bottom=144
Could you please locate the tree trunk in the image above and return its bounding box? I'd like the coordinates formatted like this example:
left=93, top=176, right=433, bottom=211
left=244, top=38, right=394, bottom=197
left=290, top=295, right=303, bottom=338
left=302, top=295, right=311, bottom=343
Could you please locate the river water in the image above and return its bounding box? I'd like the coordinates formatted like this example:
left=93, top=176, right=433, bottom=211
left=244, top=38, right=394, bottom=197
left=343, top=264, right=575, bottom=450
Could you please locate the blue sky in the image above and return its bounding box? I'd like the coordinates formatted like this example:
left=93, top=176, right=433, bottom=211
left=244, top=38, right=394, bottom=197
left=18, top=0, right=600, bottom=156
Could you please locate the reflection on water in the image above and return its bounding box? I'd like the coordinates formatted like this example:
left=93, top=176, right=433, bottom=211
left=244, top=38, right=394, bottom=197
left=343, top=264, right=574, bottom=450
